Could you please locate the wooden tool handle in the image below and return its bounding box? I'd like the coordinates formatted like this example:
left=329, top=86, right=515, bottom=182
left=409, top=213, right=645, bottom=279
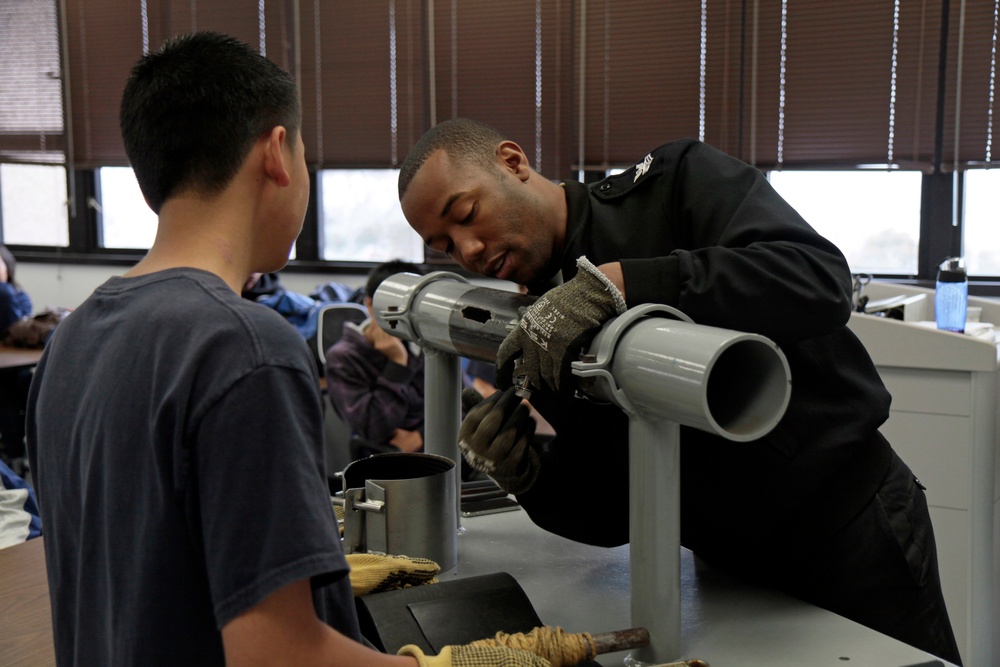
left=590, top=627, right=650, bottom=654
left=592, top=628, right=710, bottom=667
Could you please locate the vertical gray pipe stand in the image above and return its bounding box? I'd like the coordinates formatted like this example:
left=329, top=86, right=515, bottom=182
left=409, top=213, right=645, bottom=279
left=423, top=347, right=462, bottom=463
left=423, top=347, right=463, bottom=533
left=573, top=304, right=791, bottom=664
left=628, top=417, right=681, bottom=664
left=373, top=271, right=534, bottom=538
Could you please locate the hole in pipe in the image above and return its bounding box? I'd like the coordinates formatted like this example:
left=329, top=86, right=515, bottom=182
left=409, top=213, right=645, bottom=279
left=461, top=306, right=492, bottom=323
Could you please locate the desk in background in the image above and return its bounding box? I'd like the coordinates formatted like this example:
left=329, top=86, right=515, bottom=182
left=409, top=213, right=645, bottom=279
left=0, top=345, right=43, bottom=371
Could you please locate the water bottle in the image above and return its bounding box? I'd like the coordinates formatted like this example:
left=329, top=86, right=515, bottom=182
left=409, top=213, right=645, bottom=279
left=935, top=257, right=968, bottom=333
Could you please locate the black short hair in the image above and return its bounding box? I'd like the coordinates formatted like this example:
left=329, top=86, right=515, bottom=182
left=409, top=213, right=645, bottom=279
left=119, top=31, right=301, bottom=214
left=365, top=259, right=424, bottom=300
left=397, top=118, right=508, bottom=200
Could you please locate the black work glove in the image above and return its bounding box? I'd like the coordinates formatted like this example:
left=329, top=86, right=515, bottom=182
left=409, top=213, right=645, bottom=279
left=458, top=387, right=540, bottom=495
left=496, top=256, right=626, bottom=394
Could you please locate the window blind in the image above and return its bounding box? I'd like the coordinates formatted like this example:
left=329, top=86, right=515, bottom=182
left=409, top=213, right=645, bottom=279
left=939, top=0, right=996, bottom=169
left=0, top=0, right=65, bottom=164
left=61, top=0, right=290, bottom=169
left=577, top=2, right=708, bottom=168
left=63, top=0, right=142, bottom=168
left=424, top=0, right=571, bottom=179
left=570, top=0, right=987, bottom=171
left=5, top=1, right=993, bottom=174
left=759, top=0, right=940, bottom=169
left=298, top=0, right=423, bottom=168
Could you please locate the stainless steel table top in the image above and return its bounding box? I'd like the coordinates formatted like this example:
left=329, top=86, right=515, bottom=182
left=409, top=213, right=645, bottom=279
left=443, top=508, right=955, bottom=667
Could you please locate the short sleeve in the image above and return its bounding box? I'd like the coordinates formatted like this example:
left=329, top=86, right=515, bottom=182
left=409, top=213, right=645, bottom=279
left=193, top=364, right=349, bottom=628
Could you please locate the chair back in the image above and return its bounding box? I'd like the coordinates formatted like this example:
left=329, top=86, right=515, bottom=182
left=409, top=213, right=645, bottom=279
left=315, top=302, right=368, bottom=477
left=314, top=302, right=368, bottom=366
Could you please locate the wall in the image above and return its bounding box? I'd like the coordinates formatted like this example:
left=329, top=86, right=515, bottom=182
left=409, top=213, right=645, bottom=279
left=17, top=263, right=368, bottom=311
left=17, top=262, right=514, bottom=312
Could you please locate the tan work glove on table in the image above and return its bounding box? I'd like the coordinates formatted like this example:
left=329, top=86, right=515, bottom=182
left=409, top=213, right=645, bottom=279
left=398, top=643, right=551, bottom=667
left=346, top=552, right=440, bottom=596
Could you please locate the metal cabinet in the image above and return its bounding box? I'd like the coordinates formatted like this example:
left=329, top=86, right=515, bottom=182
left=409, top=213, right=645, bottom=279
left=848, top=282, right=999, bottom=666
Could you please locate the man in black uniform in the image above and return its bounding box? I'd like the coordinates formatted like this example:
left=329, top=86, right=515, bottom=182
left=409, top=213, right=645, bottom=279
left=397, top=118, right=961, bottom=664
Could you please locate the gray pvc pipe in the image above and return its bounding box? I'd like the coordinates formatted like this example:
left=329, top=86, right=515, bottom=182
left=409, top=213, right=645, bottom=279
left=423, top=348, right=463, bottom=536
left=372, top=271, right=535, bottom=361
left=576, top=309, right=791, bottom=441
left=576, top=306, right=790, bottom=664
left=627, top=417, right=681, bottom=665
left=423, top=348, right=462, bottom=463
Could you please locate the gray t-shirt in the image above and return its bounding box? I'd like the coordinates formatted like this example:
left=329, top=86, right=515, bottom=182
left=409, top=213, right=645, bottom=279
left=27, top=268, right=360, bottom=666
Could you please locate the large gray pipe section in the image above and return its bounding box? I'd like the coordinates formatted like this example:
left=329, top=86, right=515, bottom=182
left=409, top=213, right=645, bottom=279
left=575, top=304, right=791, bottom=664
left=372, top=270, right=535, bottom=461
left=572, top=303, right=791, bottom=441
left=374, top=272, right=792, bottom=665
left=373, top=271, right=536, bottom=363
left=372, top=271, right=535, bottom=525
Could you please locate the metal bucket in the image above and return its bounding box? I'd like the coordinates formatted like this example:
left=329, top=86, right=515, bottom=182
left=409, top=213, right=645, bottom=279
left=342, top=452, right=458, bottom=572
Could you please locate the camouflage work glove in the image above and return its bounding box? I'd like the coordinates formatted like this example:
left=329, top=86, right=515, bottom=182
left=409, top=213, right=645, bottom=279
left=398, top=643, right=551, bottom=667
left=496, top=256, right=626, bottom=394
left=458, top=387, right=540, bottom=496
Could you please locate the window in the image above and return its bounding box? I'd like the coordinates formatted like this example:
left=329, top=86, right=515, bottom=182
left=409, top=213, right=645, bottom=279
left=768, top=170, right=921, bottom=275
left=962, top=169, right=1000, bottom=277
left=318, top=169, right=423, bottom=263
left=0, top=163, right=68, bottom=246
left=97, top=167, right=157, bottom=249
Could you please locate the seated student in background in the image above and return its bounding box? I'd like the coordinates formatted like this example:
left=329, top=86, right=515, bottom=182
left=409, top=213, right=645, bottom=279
left=0, top=245, right=31, bottom=338
left=324, top=260, right=546, bottom=476
left=242, top=271, right=361, bottom=345
left=27, top=32, right=541, bottom=667
left=0, top=244, right=34, bottom=473
left=0, top=458, right=41, bottom=549
left=240, top=271, right=283, bottom=300
left=325, top=260, right=427, bottom=459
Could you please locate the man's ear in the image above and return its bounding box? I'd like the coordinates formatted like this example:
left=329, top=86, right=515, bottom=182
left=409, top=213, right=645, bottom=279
left=496, top=141, right=531, bottom=181
left=263, top=126, right=291, bottom=187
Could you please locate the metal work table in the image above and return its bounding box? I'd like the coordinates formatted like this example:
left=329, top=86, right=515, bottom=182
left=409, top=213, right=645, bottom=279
left=446, top=508, right=956, bottom=667
left=3, top=514, right=957, bottom=666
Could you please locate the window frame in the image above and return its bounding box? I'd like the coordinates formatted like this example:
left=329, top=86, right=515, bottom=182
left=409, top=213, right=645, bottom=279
left=7, top=163, right=1000, bottom=297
